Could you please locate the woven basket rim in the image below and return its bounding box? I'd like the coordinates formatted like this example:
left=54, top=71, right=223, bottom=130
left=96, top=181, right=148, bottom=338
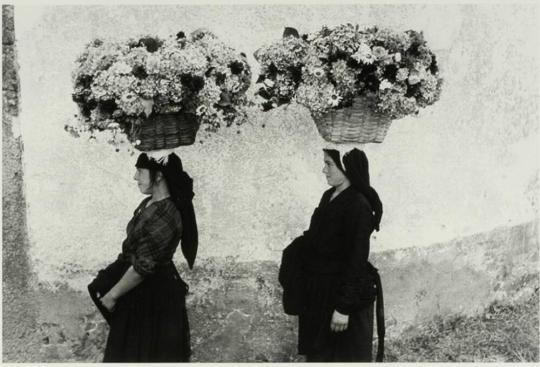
left=312, top=94, right=393, bottom=144
left=134, top=111, right=200, bottom=150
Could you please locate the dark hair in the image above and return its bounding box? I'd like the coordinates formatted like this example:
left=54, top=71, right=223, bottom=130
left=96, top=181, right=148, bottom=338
left=323, top=148, right=383, bottom=231
left=135, top=153, right=198, bottom=268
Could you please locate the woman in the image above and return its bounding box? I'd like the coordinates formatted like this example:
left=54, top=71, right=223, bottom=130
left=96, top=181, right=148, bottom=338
left=88, top=152, right=198, bottom=362
left=295, top=148, right=383, bottom=362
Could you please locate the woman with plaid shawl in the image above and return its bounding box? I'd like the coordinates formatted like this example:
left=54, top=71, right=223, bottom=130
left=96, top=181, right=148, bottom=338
left=88, top=152, right=198, bottom=362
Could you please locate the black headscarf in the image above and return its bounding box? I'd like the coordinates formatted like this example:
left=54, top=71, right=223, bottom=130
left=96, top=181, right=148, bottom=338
left=323, top=149, right=345, bottom=172
left=135, top=153, right=198, bottom=269
left=323, top=148, right=383, bottom=232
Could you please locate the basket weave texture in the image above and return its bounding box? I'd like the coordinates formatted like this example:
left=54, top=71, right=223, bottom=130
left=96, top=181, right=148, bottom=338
left=313, top=96, right=392, bottom=144
left=134, top=112, right=199, bottom=151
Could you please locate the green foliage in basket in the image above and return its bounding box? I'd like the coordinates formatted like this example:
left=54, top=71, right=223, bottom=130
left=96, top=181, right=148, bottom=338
left=69, top=28, right=251, bottom=145
left=254, top=24, right=443, bottom=120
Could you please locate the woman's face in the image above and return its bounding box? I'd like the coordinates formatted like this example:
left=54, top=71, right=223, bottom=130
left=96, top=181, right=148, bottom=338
left=133, top=168, right=153, bottom=194
left=323, top=152, right=347, bottom=187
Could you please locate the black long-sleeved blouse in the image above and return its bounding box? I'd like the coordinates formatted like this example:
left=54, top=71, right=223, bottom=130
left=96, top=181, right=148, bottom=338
left=300, top=185, right=374, bottom=315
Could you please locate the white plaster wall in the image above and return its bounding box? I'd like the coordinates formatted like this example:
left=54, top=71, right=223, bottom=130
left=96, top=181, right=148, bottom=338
left=14, top=4, right=539, bottom=289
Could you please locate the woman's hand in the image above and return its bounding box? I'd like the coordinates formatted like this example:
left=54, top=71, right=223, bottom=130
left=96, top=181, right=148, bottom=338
left=99, top=292, right=118, bottom=312
left=330, top=310, right=349, bottom=332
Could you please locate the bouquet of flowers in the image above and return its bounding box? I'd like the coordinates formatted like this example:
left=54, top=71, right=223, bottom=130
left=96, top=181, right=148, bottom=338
left=254, top=24, right=443, bottom=143
left=69, top=28, right=251, bottom=150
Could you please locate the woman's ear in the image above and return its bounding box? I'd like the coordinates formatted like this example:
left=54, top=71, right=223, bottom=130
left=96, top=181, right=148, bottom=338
left=155, top=171, right=164, bottom=182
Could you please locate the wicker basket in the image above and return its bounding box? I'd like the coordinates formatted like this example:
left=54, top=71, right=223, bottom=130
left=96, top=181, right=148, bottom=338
left=134, top=111, right=199, bottom=151
left=313, top=96, right=392, bottom=144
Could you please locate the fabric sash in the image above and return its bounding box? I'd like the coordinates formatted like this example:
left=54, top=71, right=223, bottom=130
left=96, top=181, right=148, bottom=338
left=370, top=264, right=385, bottom=362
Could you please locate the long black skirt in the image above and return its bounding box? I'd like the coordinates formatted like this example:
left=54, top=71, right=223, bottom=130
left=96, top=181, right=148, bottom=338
left=298, top=273, right=374, bottom=362
left=88, top=259, right=191, bottom=362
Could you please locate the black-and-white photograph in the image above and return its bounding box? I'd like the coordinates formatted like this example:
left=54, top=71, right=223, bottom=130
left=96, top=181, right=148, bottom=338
left=2, top=0, right=539, bottom=363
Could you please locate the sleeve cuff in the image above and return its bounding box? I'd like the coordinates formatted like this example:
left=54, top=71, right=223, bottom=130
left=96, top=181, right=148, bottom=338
left=335, top=305, right=352, bottom=315
left=130, top=255, right=155, bottom=277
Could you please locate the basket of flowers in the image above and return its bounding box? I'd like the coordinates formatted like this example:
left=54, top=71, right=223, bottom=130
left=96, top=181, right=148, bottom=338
left=254, top=24, right=443, bottom=144
left=69, top=28, right=251, bottom=151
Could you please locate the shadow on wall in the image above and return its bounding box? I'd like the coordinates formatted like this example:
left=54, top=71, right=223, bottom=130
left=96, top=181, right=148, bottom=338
left=27, top=220, right=539, bottom=362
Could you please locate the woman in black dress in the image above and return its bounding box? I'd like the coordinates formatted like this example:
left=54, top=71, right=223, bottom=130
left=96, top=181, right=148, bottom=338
left=295, top=148, right=383, bottom=362
left=88, top=152, right=198, bottom=362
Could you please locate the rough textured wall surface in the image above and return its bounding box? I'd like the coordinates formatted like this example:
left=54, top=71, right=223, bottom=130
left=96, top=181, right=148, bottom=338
left=31, top=221, right=538, bottom=362
left=4, top=3, right=539, bottom=362
left=2, top=5, right=40, bottom=362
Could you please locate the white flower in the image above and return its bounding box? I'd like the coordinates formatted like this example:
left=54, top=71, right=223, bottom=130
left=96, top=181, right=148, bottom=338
left=413, top=61, right=425, bottom=72
left=379, top=79, right=393, bottom=90
left=263, top=79, right=275, bottom=88
left=396, top=68, right=409, bottom=82
left=319, top=45, right=330, bottom=54
left=372, top=46, right=388, bottom=60
left=107, top=122, right=120, bottom=129
left=363, top=54, right=375, bottom=65
left=230, top=81, right=241, bottom=93
left=351, top=43, right=375, bottom=65
left=357, top=43, right=371, bottom=55
left=120, top=93, right=136, bottom=102
left=145, top=55, right=161, bottom=74
left=310, top=67, right=325, bottom=78
left=408, top=71, right=422, bottom=85
left=135, top=139, right=141, bottom=146
left=112, top=61, right=132, bottom=74
left=394, top=52, right=402, bottom=62
left=196, top=105, right=208, bottom=116
left=418, top=73, right=440, bottom=103
left=328, top=93, right=342, bottom=107
left=306, top=33, right=317, bottom=41
left=279, top=85, right=292, bottom=95
left=314, top=68, right=325, bottom=78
